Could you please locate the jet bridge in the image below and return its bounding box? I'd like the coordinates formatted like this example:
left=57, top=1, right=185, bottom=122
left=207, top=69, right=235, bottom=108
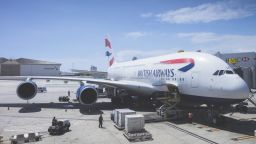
left=247, top=91, right=256, bottom=107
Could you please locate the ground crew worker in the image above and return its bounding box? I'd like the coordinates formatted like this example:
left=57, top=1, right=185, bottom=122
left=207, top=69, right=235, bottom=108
left=68, top=90, right=70, bottom=97
left=52, top=116, right=57, bottom=126
left=188, top=112, right=193, bottom=123
left=99, top=114, right=103, bottom=128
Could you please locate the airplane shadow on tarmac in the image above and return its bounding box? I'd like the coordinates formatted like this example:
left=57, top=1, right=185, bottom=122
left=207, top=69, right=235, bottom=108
left=18, top=106, right=42, bottom=113
left=0, top=101, right=156, bottom=114
left=79, top=108, right=103, bottom=115
left=0, top=102, right=114, bottom=115
left=2, top=102, right=255, bottom=135
left=170, top=109, right=256, bottom=136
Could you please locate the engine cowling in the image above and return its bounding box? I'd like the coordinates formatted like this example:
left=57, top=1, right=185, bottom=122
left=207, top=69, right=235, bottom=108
left=76, top=86, right=98, bottom=105
left=16, top=81, right=37, bottom=100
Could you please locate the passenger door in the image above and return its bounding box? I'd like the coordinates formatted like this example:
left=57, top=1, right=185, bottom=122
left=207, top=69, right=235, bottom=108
left=191, top=72, right=199, bottom=88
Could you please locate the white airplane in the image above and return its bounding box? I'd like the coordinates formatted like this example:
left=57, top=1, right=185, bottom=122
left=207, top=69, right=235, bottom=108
left=0, top=39, right=250, bottom=108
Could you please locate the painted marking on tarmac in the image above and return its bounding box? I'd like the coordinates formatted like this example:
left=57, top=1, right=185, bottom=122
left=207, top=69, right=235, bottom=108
left=231, top=135, right=256, bottom=141
left=166, top=122, right=218, bottom=144
left=207, top=128, right=220, bottom=132
left=197, top=125, right=209, bottom=129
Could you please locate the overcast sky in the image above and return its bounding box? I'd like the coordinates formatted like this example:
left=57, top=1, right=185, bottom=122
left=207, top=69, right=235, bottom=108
left=0, top=0, right=256, bottom=71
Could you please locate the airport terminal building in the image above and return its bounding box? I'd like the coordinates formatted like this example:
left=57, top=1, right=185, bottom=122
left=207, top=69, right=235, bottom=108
left=0, top=58, right=61, bottom=76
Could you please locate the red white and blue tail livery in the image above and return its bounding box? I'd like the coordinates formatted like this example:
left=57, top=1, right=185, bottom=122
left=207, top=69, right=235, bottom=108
left=105, top=38, right=115, bottom=67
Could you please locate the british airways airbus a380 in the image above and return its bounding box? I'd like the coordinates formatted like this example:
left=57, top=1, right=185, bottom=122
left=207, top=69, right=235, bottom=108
left=0, top=39, right=250, bottom=108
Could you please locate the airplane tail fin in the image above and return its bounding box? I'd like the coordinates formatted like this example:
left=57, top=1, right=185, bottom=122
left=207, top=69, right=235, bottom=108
left=105, top=38, right=115, bottom=67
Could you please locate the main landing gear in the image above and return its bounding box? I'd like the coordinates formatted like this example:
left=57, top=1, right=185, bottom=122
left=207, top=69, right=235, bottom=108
left=108, top=88, right=132, bottom=107
left=235, top=102, right=248, bottom=113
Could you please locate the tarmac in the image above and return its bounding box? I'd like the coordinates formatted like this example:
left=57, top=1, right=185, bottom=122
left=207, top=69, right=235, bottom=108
left=0, top=80, right=255, bottom=144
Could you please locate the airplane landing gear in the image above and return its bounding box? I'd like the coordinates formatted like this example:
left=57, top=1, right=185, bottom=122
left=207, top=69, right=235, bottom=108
left=206, top=106, right=226, bottom=126
left=208, top=112, right=225, bottom=126
left=111, top=97, right=122, bottom=107
left=235, top=102, right=248, bottom=113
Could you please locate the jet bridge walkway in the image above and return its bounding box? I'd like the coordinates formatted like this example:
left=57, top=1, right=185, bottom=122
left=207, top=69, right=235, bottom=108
left=247, top=91, right=256, bottom=107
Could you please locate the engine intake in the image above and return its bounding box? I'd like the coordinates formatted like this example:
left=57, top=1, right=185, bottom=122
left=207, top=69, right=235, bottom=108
left=16, top=81, right=37, bottom=100
left=76, top=86, right=98, bottom=105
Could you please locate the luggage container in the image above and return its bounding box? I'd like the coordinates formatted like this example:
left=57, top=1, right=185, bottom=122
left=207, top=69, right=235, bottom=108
left=125, top=114, right=145, bottom=133
left=118, top=109, right=136, bottom=127
left=114, top=109, right=129, bottom=124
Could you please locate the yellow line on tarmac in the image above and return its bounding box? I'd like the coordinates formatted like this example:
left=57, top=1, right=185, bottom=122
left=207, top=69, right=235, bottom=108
left=231, top=135, right=256, bottom=141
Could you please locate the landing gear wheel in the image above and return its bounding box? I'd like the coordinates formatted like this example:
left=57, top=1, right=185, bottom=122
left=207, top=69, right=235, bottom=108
left=235, top=105, right=248, bottom=113
left=241, top=106, right=248, bottom=113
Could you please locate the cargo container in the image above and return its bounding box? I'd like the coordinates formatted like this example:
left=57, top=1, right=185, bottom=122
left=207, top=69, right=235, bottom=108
left=118, top=110, right=136, bottom=127
left=114, top=109, right=129, bottom=124
left=125, top=114, right=145, bottom=133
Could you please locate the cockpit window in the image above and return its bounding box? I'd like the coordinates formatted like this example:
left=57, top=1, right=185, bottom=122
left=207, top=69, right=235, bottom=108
left=213, top=70, right=219, bottom=75
left=219, top=70, right=224, bottom=75
left=225, top=70, right=234, bottom=74
left=214, top=70, right=234, bottom=76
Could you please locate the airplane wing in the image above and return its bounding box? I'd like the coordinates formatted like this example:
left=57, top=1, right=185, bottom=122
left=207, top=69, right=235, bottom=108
left=86, top=79, right=166, bottom=91
left=0, top=76, right=89, bottom=81
left=0, top=76, right=174, bottom=94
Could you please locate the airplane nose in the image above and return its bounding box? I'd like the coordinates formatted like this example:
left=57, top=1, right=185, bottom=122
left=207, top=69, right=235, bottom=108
left=230, top=77, right=250, bottom=99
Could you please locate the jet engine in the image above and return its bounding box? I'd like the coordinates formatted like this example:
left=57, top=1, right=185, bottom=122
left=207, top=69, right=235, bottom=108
left=76, top=86, right=98, bottom=105
left=16, top=81, right=37, bottom=100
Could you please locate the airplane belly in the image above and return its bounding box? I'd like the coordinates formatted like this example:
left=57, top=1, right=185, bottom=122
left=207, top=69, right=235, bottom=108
left=180, top=93, right=245, bottom=105
left=181, top=85, right=240, bottom=100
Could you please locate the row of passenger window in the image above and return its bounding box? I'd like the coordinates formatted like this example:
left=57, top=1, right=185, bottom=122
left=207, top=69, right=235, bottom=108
left=170, top=77, right=185, bottom=81
left=213, top=70, right=234, bottom=76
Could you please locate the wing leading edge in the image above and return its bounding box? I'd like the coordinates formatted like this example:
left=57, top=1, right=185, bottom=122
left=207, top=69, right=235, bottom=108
left=0, top=76, right=176, bottom=95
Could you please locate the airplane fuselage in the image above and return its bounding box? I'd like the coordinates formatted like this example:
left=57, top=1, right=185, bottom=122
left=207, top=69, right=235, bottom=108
left=108, top=52, right=249, bottom=105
